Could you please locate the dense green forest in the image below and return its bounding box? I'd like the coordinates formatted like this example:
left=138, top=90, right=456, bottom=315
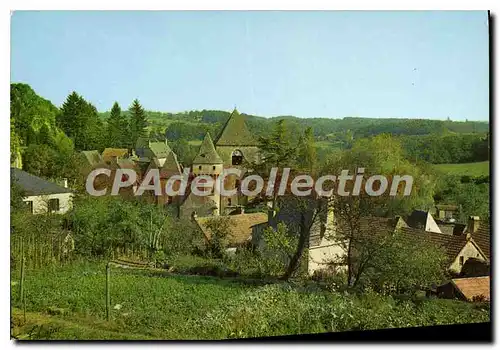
left=11, top=82, right=490, bottom=169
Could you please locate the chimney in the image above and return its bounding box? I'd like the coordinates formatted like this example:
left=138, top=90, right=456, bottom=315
left=468, top=216, right=480, bottom=233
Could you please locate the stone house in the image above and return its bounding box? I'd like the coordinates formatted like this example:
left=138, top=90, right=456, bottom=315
left=399, top=216, right=490, bottom=275
left=135, top=137, right=171, bottom=166
left=11, top=168, right=73, bottom=214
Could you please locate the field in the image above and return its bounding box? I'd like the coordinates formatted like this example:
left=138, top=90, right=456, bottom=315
left=434, top=161, right=489, bottom=177
left=11, top=261, right=490, bottom=340
left=188, top=140, right=202, bottom=146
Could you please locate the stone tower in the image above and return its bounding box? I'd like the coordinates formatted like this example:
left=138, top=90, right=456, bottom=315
left=191, top=132, right=224, bottom=216
left=214, top=108, right=260, bottom=213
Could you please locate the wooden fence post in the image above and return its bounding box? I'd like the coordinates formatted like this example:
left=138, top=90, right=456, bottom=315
left=106, top=262, right=111, bottom=322
left=19, top=239, right=25, bottom=303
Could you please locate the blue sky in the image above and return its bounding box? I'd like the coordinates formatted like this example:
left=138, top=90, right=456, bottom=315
left=11, top=11, right=489, bottom=120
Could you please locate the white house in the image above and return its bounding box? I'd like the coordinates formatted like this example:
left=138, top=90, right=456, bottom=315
left=11, top=168, right=74, bottom=214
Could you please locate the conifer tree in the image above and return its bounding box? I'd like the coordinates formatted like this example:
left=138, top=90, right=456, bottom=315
left=128, top=99, right=148, bottom=149
left=106, top=102, right=128, bottom=148
left=59, top=91, right=102, bottom=151
left=258, top=119, right=296, bottom=170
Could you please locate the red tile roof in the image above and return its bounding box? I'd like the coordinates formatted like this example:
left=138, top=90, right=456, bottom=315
left=451, top=276, right=490, bottom=301
left=196, top=213, right=268, bottom=246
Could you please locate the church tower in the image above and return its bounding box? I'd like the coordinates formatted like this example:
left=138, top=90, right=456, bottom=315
left=214, top=108, right=260, bottom=213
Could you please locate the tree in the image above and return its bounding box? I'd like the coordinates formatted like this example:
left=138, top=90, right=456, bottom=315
left=275, top=195, right=328, bottom=280
left=320, top=134, right=437, bottom=286
left=367, top=231, right=447, bottom=293
left=257, top=119, right=296, bottom=171
left=106, top=102, right=129, bottom=148
left=260, top=223, right=298, bottom=276
left=58, top=92, right=103, bottom=151
left=251, top=119, right=297, bottom=212
left=170, top=138, right=197, bottom=166
left=10, top=176, right=26, bottom=213
left=202, top=216, right=235, bottom=259
left=22, top=144, right=58, bottom=179
left=128, top=99, right=148, bottom=149
left=296, top=127, right=317, bottom=174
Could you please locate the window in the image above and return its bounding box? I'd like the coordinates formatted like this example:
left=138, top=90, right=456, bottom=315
left=213, top=166, right=216, bottom=170
left=228, top=198, right=232, bottom=206
left=48, top=198, right=60, bottom=213
left=459, top=256, right=464, bottom=266
left=231, top=150, right=243, bottom=165
left=25, top=201, right=33, bottom=214
left=198, top=165, right=202, bottom=170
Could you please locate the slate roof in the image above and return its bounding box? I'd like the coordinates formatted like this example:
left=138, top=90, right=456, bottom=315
left=214, top=109, right=258, bottom=146
left=451, top=276, right=490, bottom=301
left=193, top=133, right=223, bottom=164
left=146, top=151, right=182, bottom=179
left=399, top=227, right=470, bottom=263
left=438, top=224, right=455, bottom=235
left=196, top=213, right=268, bottom=247
left=102, top=148, right=128, bottom=160
left=11, top=168, right=73, bottom=196
left=406, top=210, right=430, bottom=229
left=160, top=151, right=182, bottom=176
left=470, top=221, right=490, bottom=260
left=149, top=141, right=171, bottom=159
left=81, top=150, right=103, bottom=166
left=116, top=158, right=137, bottom=170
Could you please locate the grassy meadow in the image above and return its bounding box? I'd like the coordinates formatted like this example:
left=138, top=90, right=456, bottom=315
left=434, top=161, right=489, bottom=177
left=11, top=261, right=490, bottom=340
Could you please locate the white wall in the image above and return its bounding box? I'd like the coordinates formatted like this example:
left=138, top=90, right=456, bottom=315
left=425, top=214, right=442, bottom=233
left=308, top=241, right=346, bottom=275
left=449, top=241, right=486, bottom=274
left=23, top=193, right=73, bottom=214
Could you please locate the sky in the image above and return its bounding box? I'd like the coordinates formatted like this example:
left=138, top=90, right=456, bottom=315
left=11, top=11, right=489, bottom=120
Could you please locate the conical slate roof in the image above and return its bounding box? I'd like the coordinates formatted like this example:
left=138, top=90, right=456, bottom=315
left=161, top=151, right=182, bottom=175
left=192, top=133, right=223, bottom=164
left=215, top=109, right=258, bottom=146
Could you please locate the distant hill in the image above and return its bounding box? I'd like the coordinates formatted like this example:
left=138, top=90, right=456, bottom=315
left=99, top=109, right=489, bottom=145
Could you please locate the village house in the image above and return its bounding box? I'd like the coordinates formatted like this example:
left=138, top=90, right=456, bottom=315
left=250, top=197, right=410, bottom=276
left=144, top=150, right=184, bottom=211
left=135, top=137, right=171, bottom=166
left=11, top=167, right=74, bottom=214
left=400, top=216, right=490, bottom=275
